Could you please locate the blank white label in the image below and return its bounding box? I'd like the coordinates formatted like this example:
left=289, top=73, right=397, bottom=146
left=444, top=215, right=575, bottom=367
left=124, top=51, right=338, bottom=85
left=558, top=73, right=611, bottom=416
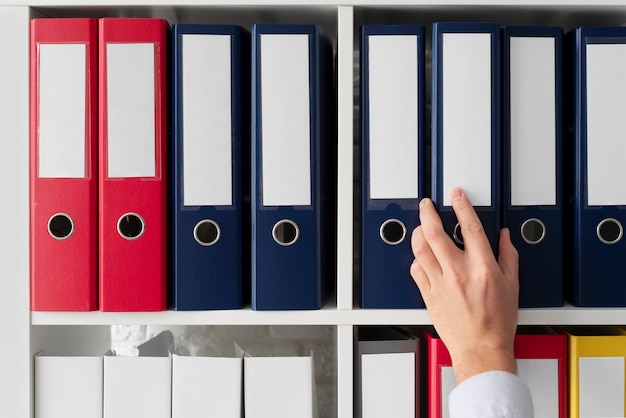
left=107, top=43, right=156, bottom=178
left=579, top=356, right=624, bottom=418
left=38, top=43, right=86, bottom=178
left=517, top=359, right=559, bottom=418
left=510, top=37, right=556, bottom=206
left=368, top=35, right=419, bottom=200
left=182, top=34, right=232, bottom=206
left=361, top=352, right=415, bottom=418
left=441, top=366, right=456, bottom=418
left=442, top=33, right=492, bottom=207
left=586, top=43, right=626, bottom=206
left=261, top=34, right=311, bottom=207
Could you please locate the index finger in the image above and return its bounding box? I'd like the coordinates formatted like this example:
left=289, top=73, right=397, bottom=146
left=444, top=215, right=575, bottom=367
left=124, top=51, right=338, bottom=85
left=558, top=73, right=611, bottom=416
left=449, top=187, right=493, bottom=257
left=418, top=197, right=460, bottom=266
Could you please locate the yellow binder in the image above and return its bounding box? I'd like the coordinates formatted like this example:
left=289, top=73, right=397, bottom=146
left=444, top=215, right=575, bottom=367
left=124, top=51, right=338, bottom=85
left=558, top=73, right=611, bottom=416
left=566, top=326, right=626, bottom=418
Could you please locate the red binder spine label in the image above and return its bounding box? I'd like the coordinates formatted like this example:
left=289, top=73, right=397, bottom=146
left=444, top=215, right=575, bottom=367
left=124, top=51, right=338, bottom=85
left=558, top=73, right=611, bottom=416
left=30, top=18, right=98, bottom=311
left=99, top=18, right=168, bottom=311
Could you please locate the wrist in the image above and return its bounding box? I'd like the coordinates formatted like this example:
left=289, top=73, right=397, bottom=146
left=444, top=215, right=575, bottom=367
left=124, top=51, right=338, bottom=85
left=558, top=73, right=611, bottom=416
left=451, top=347, right=517, bottom=384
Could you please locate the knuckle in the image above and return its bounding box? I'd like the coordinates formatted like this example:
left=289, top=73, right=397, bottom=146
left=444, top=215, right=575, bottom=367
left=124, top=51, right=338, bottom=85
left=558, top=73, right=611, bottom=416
left=413, top=242, right=430, bottom=260
left=463, top=220, right=484, bottom=235
left=455, top=198, right=471, bottom=212
left=422, top=224, right=443, bottom=242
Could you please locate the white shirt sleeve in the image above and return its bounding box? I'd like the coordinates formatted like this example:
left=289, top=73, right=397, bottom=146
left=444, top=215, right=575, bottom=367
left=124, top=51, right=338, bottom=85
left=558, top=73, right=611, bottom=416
left=449, top=370, right=534, bottom=418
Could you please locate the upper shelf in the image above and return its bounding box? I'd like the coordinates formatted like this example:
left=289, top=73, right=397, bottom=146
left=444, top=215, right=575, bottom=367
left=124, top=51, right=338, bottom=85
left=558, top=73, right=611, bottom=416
left=31, top=304, right=626, bottom=326
left=3, top=0, right=626, bottom=5
left=6, top=3, right=626, bottom=46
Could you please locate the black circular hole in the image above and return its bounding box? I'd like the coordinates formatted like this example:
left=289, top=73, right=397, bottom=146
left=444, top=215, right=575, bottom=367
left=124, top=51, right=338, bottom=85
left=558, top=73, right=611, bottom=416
left=273, top=220, right=299, bottom=246
left=48, top=214, right=73, bottom=239
left=118, top=213, right=145, bottom=240
left=521, top=219, right=546, bottom=244
left=194, top=220, right=220, bottom=246
left=453, top=223, right=464, bottom=247
left=597, top=218, right=623, bottom=244
left=380, top=219, right=406, bottom=245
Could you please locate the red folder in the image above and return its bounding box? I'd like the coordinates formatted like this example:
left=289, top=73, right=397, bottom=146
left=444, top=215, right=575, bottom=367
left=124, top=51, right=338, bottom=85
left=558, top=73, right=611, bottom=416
left=425, top=329, right=452, bottom=418
left=30, top=18, right=98, bottom=311
left=425, top=328, right=567, bottom=418
left=99, top=18, right=169, bottom=311
left=514, top=330, right=568, bottom=418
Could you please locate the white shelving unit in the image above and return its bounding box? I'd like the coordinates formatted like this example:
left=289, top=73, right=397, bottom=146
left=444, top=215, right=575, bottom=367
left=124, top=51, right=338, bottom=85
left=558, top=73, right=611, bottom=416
left=3, top=2, right=626, bottom=417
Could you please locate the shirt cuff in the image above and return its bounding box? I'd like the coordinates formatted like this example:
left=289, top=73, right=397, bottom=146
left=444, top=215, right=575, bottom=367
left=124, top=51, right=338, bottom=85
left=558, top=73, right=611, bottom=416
left=449, top=370, right=534, bottom=418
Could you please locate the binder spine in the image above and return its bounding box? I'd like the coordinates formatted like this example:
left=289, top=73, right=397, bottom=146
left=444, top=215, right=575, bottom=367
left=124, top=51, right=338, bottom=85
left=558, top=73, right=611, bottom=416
left=171, top=24, right=250, bottom=310
left=251, top=24, right=334, bottom=310
left=98, top=18, right=170, bottom=311
left=501, top=26, right=564, bottom=308
left=359, top=25, right=425, bottom=309
left=29, top=18, right=99, bottom=311
left=431, top=22, right=501, bottom=256
left=571, top=26, right=626, bottom=306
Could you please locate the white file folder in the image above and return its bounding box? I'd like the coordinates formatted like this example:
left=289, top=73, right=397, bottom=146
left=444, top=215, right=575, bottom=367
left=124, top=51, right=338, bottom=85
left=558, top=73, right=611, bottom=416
left=103, top=356, right=171, bottom=418
left=360, top=350, right=417, bottom=418
left=172, top=355, right=243, bottom=418
left=35, top=355, right=103, bottom=418
left=244, top=354, right=317, bottom=418
left=356, top=327, right=419, bottom=418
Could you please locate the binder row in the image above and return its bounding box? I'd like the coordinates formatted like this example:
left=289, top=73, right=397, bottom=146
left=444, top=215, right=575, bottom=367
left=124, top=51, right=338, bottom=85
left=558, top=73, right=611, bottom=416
left=32, top=18, right=626, bottom=312
left=35, top=332, right=318, bottom=418
left=30, top=18, right=334, bottom=312
left=357, top=326, right=626, bottom=418
left=360, top=23, right=626, bottom=309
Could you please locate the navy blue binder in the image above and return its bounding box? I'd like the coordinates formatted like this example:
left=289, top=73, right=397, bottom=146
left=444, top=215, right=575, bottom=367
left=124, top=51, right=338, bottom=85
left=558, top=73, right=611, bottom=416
left=172, top=24, right=250, bottom=310
left=360, top=25, right=425, bottom=309
left=251, top=24, right=335, bottom=310
left=570, top=27, right=626, bottom=306
left=432, top=22, right=501, bottom=255
left=502, top=26, right=564, bottom=308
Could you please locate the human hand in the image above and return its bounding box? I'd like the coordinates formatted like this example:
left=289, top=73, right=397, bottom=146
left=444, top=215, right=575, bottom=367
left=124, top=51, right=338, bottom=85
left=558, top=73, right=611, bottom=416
left=410, top=187, right=519, bottom=384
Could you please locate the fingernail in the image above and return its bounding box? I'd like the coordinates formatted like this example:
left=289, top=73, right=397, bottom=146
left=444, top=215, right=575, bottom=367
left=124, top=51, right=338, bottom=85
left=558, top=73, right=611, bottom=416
left=450, top=187, right=463, bottom=201
left=419, top=198, right=430, bottom=208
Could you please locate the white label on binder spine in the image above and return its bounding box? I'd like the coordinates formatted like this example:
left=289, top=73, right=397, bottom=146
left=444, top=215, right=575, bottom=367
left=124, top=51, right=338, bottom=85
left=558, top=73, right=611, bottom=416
left=368, top=35, right=419, bottom=200
left=441, top=366, right=456, bottom=418
left=442, top=33, right=492, bottom=207
left=517, top=359, right=559, bottom=418
left=579, top=356, right=624, bottom=418
left=38, top=44, right=86, bottom=178
left=586, top=43, right=626, bottom=206
left=106, top=43, right=156, bottom=178
left=510, top=37, right=556, bottom=206
left=260, top=34, right=312, bottom=207
left=182, top=34, right=232, bottom=206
